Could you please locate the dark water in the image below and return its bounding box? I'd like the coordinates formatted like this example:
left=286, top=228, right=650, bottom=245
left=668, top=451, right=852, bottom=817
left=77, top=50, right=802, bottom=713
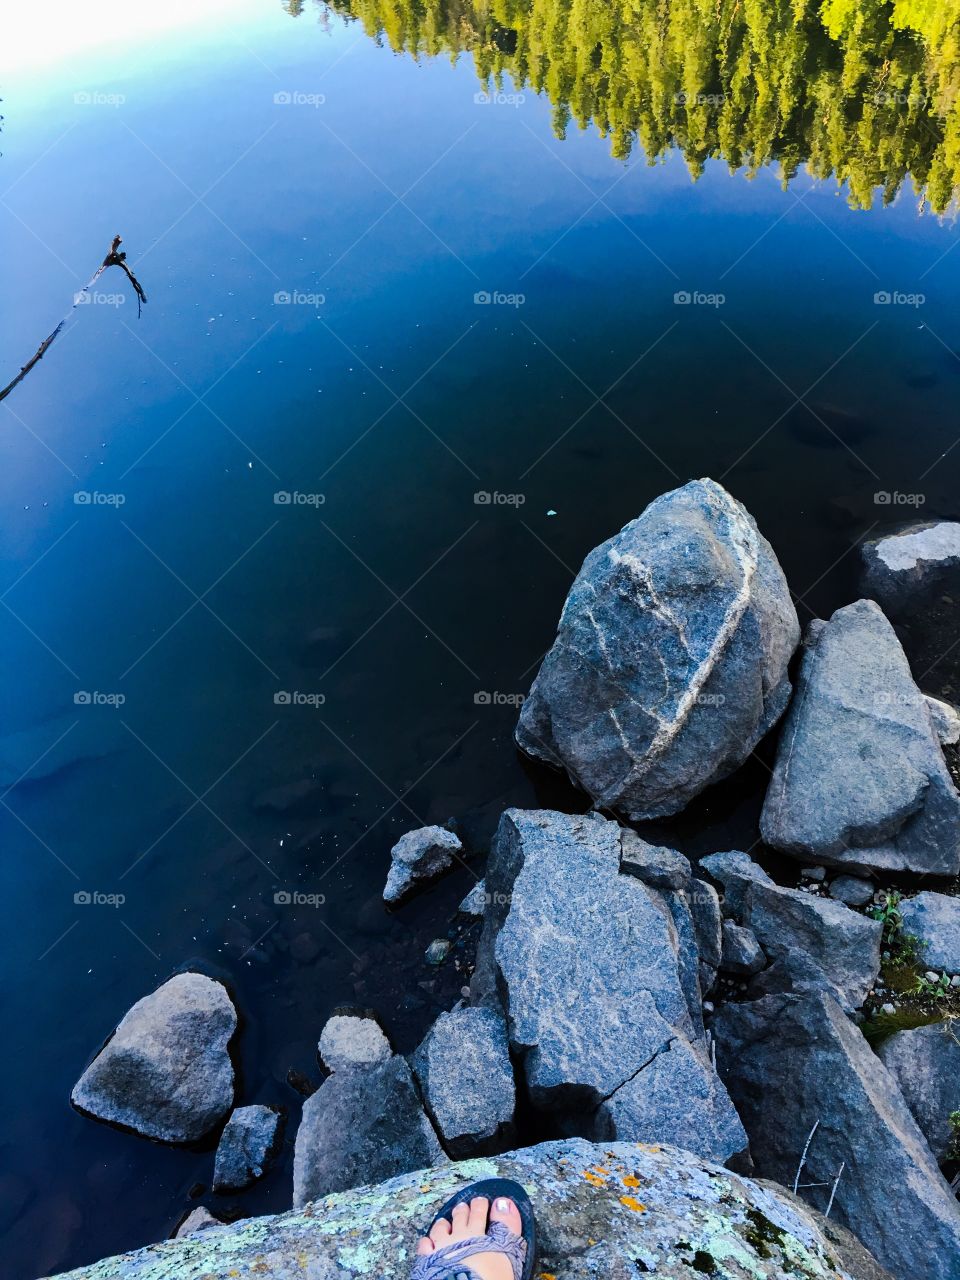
left=2, top=1, right=960, bottom=1275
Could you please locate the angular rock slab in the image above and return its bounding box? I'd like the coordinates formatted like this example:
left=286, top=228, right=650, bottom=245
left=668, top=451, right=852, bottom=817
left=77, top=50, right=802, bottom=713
left=482, top=809, right=743, bottom=1161
left=878, top=1020, right=960, bottom=1162
left=516, top=478, right=799, bottom=821
left=898, top=892, right=960, bottom=973
left=699, top=849, right=774, bottom=918
left=714, top=991, right=960, bottom=1280
left=71, top=973, right=236, bottom=1143
left=760, top=600, right=960, bottom=875
left=213, top=1104, right=282, bottom=1192
left=411, top=1006, right=515, bottom=1157
left=48, top=1137, right=890, bottom=1280
left=742, top=879, right=881, bottom=1012
left=861, top=522, right=960, bottom=700
left=383, top=825, right=463, bottom=903
left=292, top=1055, right=443, bottom=1206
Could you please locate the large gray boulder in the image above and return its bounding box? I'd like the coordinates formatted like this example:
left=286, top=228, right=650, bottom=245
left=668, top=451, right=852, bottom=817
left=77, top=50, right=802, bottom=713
left=861, top=522, right=960, bottom=700
left=292, top=1053, right=443, bottom=1206
left=714, top=991, right=960, bottom=1280
left=47, top=1137, right=890, bottom=1280
left=411, top=1006, right=515, bottom=1157
left=480, top=808, right=745, bottom=1162
left=760, top=600, right=960, bottom=876
left=383, top=825, right=463, bottom=904
left=898, top=892, right=960, bottom=972
left=212, top=1104, right=282, bottom=1192
left=878, top=1020, right=960, bottom=1162
left=71, top=973, right=236, bottom=1143
left=515, top=478, right=799, bottom=821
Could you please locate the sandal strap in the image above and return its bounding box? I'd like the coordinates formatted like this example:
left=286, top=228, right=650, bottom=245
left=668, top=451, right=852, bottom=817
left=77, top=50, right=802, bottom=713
left=409, top=1220, right=527, bottom=1280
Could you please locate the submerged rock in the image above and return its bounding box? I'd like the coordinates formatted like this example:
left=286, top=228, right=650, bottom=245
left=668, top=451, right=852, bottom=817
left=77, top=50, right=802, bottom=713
left=760, top=600, right=960, bottom=876
left=714, top=991, right=960, bottom=1280
left=292, top=1054, right=444, bottom=1206
left=479, top=808, right=744, bottom=1162
left=898, top=892, right=960, bottom=972
left=50, top=1137, right=890, bottom=1280
left=71, top=973, right=236, bottom=1143
left=213, top=1105, right=282, bottom=1192
left=458, top=878, right=487, bottom=916
left=515, top=478, right=799, bottom=821
left=411, top=1007, right=515, bottom=1157
left=877, top=1020, right=960, bottom=1162
left=383, top=825, right=463, bottom=904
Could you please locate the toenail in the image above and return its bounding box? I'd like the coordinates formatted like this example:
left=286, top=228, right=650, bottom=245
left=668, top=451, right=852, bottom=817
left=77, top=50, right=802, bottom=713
left=494, top=1198, right=512, bottom=1212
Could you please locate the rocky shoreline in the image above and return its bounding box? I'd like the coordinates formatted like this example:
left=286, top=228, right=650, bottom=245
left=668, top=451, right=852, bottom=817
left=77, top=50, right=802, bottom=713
left=51, top=481, right=960, bottom=1280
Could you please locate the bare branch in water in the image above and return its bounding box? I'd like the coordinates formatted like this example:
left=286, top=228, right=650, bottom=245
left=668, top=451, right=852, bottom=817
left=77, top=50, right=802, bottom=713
left=0, top=235, right=147, bottom=405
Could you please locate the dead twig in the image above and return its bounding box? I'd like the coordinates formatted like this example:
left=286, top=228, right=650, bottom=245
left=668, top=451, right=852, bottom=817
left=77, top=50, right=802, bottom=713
left=0, top=234, right=147, bottom=405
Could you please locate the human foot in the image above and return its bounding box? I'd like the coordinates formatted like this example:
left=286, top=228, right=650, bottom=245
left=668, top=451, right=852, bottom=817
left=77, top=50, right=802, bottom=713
left=413, top=1195, right=524, bottom=1280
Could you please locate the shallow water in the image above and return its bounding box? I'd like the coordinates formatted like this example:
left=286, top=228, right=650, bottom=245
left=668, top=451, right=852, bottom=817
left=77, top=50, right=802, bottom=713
left=2, top=1, right=960, bottom=1275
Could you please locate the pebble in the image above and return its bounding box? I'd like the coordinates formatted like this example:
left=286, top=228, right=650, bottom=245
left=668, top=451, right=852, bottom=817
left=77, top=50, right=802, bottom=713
left=702, top=1001, right=715, bottom=1013
left=925, top=971, right=940, bottom=984
left=800, top=866, right=826, bottom=882
left=952, top=976, right=960, bottom=989
left=425, top=938, right=452, bottom=966
left=881, top=1002, right=896, bottom=1015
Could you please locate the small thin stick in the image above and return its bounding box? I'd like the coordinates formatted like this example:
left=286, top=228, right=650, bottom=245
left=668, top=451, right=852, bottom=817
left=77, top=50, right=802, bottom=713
left=824, top=1162, right=845, bottom=1218
left=793, top=1120, right=820, bottom=1194
left=0, top=235, right=147, bottom=405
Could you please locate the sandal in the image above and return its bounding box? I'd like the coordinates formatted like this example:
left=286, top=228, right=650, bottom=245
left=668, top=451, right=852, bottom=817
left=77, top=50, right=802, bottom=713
left=409, top=1177, right=537, bottom=1280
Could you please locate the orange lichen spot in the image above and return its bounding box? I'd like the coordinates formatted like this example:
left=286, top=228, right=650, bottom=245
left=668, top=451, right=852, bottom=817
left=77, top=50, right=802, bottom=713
left=583, top=1170, right=606, bottom=1186
left=420, top=1185, right=432, bottom=1192
left=619, top=1195, right=647, bottom=1212
left=538, top=1273, right=558, bottom=1280
left=622, top=1174, right=641, bottom=1188
left=593, top=1165, right=610, bottom=1174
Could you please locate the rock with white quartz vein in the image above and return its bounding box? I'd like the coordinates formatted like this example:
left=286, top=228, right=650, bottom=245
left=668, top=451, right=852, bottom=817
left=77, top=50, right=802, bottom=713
left=516, top=478, right=799, bottom=820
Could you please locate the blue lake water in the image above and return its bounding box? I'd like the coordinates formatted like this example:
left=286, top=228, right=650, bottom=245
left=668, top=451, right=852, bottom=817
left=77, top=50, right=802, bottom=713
left=2, top=1, right=960, bottom=1274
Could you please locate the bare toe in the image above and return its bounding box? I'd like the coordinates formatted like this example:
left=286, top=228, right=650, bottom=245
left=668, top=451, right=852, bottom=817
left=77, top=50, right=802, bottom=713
left=449, top=1201, right=471, bottom=1238
left=428, top=1215, right=452, bottom=1248
left=466, top=1195, right=490, bottom=1234
left=489, top=1195, right=523, bottom=1237
left=415, top=1236, right=434, bottom=1257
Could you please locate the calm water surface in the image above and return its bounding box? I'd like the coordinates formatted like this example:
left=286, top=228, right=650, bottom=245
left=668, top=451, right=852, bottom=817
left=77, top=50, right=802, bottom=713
left=2, top=1, right=960, bottom=1275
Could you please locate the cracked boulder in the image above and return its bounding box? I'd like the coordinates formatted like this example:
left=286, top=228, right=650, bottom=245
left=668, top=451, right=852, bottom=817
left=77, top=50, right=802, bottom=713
left=411, top=1006, right=515, bottom=1157
left=760, top=600, right=960, bottom=876
left=714, top=991, right=960, bottom=1280
left=71, top=973, right=236, bottom=1143
left=515, top=478, right=799, bottom=821
left=861, top=522, right=960, bottom=701
left=479, top=808, right=745, bottom=1162
left=293, top=1053, right=444, bottom=1205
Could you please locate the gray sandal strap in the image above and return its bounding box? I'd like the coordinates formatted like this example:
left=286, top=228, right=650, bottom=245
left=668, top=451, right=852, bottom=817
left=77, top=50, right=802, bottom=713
left=410, top=1220, right=527, bottom=1280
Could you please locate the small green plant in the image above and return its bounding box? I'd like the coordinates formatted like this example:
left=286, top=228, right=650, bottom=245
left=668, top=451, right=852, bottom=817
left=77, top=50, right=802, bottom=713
left=947, top=1111, right=960, bottom=1162
left=870, top=891, right=921, bottom=969
left=912, top=971, right=952, bottom=1001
